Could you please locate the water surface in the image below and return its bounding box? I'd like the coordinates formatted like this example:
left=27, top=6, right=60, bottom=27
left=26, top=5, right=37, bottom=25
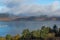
left=0, top=21, right=60, bottom=36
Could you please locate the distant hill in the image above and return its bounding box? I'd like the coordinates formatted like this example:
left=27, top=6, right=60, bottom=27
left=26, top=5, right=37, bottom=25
left=0, top=13, right=12, bottom=21
left=0, top=14, right=60, bottom=21
left=13, top=15, right=60, bottom=21
left=0, top=13, right=9, bottom=18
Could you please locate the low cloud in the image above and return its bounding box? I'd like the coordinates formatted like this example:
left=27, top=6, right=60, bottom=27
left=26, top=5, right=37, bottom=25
left=0, top=0, right=60, bottom=16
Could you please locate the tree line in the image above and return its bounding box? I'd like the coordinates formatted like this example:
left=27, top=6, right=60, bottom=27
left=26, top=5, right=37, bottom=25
left=0, top=24, right=60, bottom=40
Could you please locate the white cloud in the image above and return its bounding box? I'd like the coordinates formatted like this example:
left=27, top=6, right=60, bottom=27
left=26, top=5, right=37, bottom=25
left=0, top=0, right=60, bottom=16
left=52, top=1, right=60, bottom=11
left=0, top=6, right=10, bottom=13
left=10, top=0, right=60, bottom=16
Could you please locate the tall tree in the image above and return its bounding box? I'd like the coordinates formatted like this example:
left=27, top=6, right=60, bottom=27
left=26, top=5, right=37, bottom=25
left=31, top=30, right=40, bottom=38
left=6, top=34, right=12, bottom=40
left=58, top=28, right=60, bottom=37
left=22, top=29, right=31, bottom=39
left=40, top=26, right=50, bottom=38
left=53, top=24, right=58, bottom=37
left=53, top=24, right=58, bottom=33
left=14, top=34, right=20, bottom=40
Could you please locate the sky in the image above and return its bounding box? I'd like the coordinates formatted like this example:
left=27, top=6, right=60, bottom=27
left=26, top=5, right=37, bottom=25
left=0, top=0, right=60, bottom=16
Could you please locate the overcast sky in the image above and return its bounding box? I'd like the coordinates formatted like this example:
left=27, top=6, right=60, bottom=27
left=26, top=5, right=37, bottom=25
left=0, top=0, right=60, bottom=16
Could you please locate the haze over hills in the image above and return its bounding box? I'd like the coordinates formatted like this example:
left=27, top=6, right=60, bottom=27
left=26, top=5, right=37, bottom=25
left=0, top=13, right=60, bottom=21
left=11, top=14, right=60, bottom=21
left=0, top=13, right=16, bottom=21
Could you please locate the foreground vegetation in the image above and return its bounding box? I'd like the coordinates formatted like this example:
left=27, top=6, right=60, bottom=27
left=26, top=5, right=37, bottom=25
left=0, top=24, right=60, bottom=40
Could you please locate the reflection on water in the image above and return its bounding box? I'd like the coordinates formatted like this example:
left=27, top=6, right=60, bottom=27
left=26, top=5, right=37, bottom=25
left=0, top=21, right=60, bottom=36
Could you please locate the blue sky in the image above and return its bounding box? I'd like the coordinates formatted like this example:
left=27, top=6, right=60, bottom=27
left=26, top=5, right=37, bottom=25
left=37, top=0, right=59, bottom=3
left=25, top=0, right=60, bottom=4
left=0, top=0, right=60, bottom=16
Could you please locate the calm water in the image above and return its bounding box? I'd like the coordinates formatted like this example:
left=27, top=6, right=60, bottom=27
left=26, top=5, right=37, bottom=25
left=0, top=21, right=60, bottom=36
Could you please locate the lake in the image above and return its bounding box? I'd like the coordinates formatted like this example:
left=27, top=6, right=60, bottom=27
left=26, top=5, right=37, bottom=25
left=0, top=21, right=60, bottom=36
